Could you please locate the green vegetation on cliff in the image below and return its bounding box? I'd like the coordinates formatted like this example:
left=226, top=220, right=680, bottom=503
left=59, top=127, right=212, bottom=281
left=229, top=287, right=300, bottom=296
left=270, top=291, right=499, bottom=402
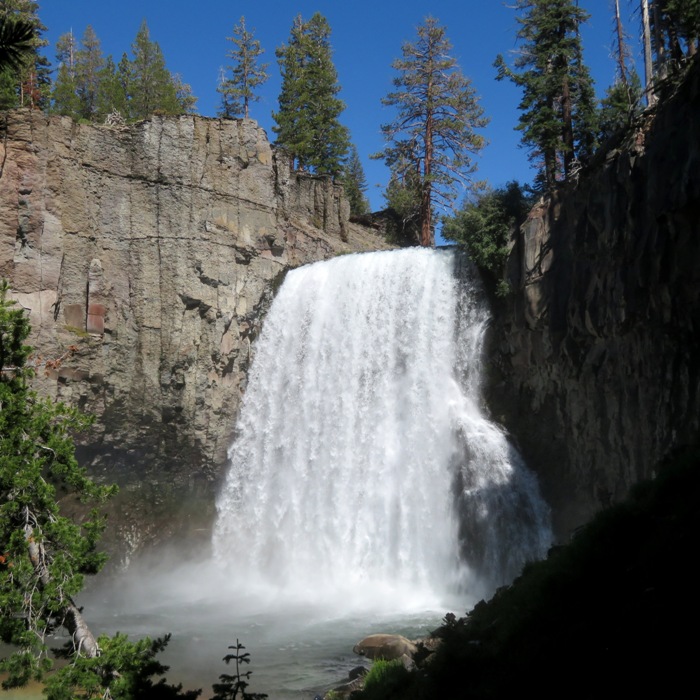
left=51, top=20, right=196, bottom=122
left=273, top=12, right=349, bottom=177
left=442, top=181, right=532, bottom=296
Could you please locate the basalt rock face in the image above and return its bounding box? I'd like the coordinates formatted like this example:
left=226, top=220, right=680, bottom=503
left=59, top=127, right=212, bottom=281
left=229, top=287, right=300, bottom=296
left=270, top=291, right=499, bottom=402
left=0, top=111, right=387, bottom=562
left=487, top=60, right=700, bottom=539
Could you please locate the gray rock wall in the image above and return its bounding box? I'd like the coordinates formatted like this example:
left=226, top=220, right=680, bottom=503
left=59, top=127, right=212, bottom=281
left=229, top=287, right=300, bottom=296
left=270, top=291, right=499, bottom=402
left=0, top=111, right=388, bottom=561
left=487, top=59, right=700, bottom=538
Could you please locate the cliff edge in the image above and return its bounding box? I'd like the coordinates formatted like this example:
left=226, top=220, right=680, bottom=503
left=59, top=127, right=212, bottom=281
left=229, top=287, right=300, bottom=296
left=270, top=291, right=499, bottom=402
left=0, top=111, right=388, bottom=560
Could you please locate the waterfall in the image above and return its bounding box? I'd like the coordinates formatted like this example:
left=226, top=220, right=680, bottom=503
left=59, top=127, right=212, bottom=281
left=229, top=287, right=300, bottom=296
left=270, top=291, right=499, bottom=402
left=213, top=248, right=551, bottom=611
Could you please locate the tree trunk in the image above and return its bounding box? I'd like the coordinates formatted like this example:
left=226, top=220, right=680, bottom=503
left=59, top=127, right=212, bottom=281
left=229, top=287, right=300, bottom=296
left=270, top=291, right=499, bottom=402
left=25, top=523, right=100, bottom=659
left=561, top=73, right=574, bottom=180
left=614, top=0, right=628, bottom=84
left=652, top=1, right=667, bottom=79
left=63, top=603, right=101, bottom=658
left=641, top=0, right=656, bottom=105
left=420, top=110, right=434, bottom=247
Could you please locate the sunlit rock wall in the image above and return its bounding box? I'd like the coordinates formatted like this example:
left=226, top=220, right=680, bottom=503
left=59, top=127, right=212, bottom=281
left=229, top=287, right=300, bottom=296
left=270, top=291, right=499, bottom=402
left=0, top=111, right=388, bottom=561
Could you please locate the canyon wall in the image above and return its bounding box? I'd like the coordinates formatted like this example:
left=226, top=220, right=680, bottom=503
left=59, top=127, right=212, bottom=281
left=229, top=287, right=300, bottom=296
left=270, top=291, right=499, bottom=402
left=0, top=111, right=387, bottom=561
left=487, top=59, right=700, bottom=538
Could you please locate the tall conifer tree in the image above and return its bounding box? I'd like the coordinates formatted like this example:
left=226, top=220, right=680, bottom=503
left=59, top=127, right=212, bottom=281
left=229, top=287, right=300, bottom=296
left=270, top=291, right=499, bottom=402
left=51, top=29, right=80, bottom=118
left=129, top=20, right=180, bottom=119
left=218, top=16, right=268, bottom=119
left=273, top=13, right=349, bottom=177
left=375, top=17, right=488, bottom=246
left=75, top=25, right=103, bottom=120
left=342, top=145, right=370, bottom=216
left=495, top=0, right=598, bottom=189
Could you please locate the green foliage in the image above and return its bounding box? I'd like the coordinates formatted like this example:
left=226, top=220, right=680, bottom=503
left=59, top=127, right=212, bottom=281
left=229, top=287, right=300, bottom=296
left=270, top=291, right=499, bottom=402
left=218, top=16, right=269, bottom=119
left=650, top=0, right=700, bottom=76
left=382, top=169, right=422, bottom=245
left=0, top=0, right=50, bottom=109
left=0, top=13, right=33, bottom=71
left=74, top=25, right=104, bottom=120
left=95, top=53, right=131, bottom=120
left=129, top=20, right=181, bottom=119
left=0, top=282, right=118, bottom=687
left=211, top=640, right=267, bottom=700
left=51, top=20, right=196, bottom=122
left=495, top=0, right=598, bottom=189
left=341, top=144, right=370, bottom=216
left=598, top=72, right=643, bottom=143
left=45, top=633, right=201, bottom=700
left=358, top=659, right=411, bottom=700
left=52, top=28, right=101, bottom=121
left=0, top=283, right=203, bottom=699
left=443, top=181, right=531, bottom=294
left=375, top=16, right=488, bottom=247
left=273, top=13, right=350, bottom=177
left=665, top=0, right=700, bottom=45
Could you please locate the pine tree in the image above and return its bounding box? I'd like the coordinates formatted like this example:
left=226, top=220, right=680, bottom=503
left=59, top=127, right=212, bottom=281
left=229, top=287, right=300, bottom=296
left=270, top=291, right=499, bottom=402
left=172, top=73, right=197, bottom=114
left=75, top=25, right=104, bottom=120
left=443, top=181, right=532, bottom=295
left=598, top=0, right=643, bottom=140
left=0, top=282, right=116, bottom=687
left=273, top=13, right=349, bottom=177
left=375, top=16, right=488, bottom=247
left=495, top=0, right=598, bottom=189
left=95, top=54, right=130, bottom=121
left=51, top=30, right=80, bottom=118
left=341, top=145, right=371, bottom=216
left=129, top=20, right=181, bottom=119
left=217, top=16, right=268, bottom=119
left=645, top=0, right=700, bottom=89
left=0, top=284, right=201, bottom=699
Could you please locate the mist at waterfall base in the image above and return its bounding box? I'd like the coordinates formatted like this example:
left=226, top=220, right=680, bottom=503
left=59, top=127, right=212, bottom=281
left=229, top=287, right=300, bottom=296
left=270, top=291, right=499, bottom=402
left=84, top=248, right=551, bottom=698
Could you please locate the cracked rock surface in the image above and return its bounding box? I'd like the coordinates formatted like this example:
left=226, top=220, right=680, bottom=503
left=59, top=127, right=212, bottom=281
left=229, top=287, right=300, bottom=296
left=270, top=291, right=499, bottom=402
left=0, top=111, right=388, bottom=562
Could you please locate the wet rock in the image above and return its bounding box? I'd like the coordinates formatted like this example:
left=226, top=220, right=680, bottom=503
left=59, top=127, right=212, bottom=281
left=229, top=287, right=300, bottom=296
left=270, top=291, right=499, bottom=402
left=353, top=634, right=418, bottom=661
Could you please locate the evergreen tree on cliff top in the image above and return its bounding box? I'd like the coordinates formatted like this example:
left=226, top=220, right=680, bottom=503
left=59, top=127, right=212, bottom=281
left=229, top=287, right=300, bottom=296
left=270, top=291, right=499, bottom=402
left=495, top=0, right=598, bottom=190
left=218, top=16, right=269, bottom=119
left=374, top=16, right=488, bottom=247
left=273, top=13, right=349, bottom=177
left=129, top=19, right=182, bottom=119
left=341, top=144, right=371, bottom=216
left=52, top=26, right=105, bottom=121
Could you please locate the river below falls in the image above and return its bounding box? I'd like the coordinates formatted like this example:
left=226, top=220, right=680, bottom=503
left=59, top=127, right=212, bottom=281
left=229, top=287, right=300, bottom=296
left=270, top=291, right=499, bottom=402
left=77, top=557, right=467, bottom=700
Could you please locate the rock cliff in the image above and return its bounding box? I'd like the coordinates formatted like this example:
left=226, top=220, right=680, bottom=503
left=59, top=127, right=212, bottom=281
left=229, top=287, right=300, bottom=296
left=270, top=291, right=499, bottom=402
left=487, top=58, right=700, bottom=538
left=0, top=111, right=388, bottom=561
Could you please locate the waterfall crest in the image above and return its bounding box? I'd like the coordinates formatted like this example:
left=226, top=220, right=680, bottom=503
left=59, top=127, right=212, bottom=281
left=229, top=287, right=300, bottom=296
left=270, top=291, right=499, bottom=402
left=213, top=248, right=551, bottom=610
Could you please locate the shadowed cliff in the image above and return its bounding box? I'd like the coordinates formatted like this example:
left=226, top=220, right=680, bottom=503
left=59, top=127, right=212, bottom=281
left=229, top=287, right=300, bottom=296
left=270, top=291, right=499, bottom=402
left=486, top=55, right=700, bottom=539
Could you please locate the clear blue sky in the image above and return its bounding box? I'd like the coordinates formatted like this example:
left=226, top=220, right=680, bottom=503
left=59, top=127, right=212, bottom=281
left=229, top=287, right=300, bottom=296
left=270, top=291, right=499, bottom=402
left=39, top=1, right=643, bottom=216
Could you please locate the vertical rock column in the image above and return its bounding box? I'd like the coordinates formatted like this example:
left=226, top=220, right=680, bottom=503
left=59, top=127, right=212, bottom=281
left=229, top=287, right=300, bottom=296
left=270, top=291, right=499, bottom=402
left=86, top=259, right=106, bottom=335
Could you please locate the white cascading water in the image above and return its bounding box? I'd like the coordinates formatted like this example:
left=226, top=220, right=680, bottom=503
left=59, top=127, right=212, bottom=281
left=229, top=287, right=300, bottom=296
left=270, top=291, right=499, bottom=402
left=213, top=248, right=551, bottom=611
